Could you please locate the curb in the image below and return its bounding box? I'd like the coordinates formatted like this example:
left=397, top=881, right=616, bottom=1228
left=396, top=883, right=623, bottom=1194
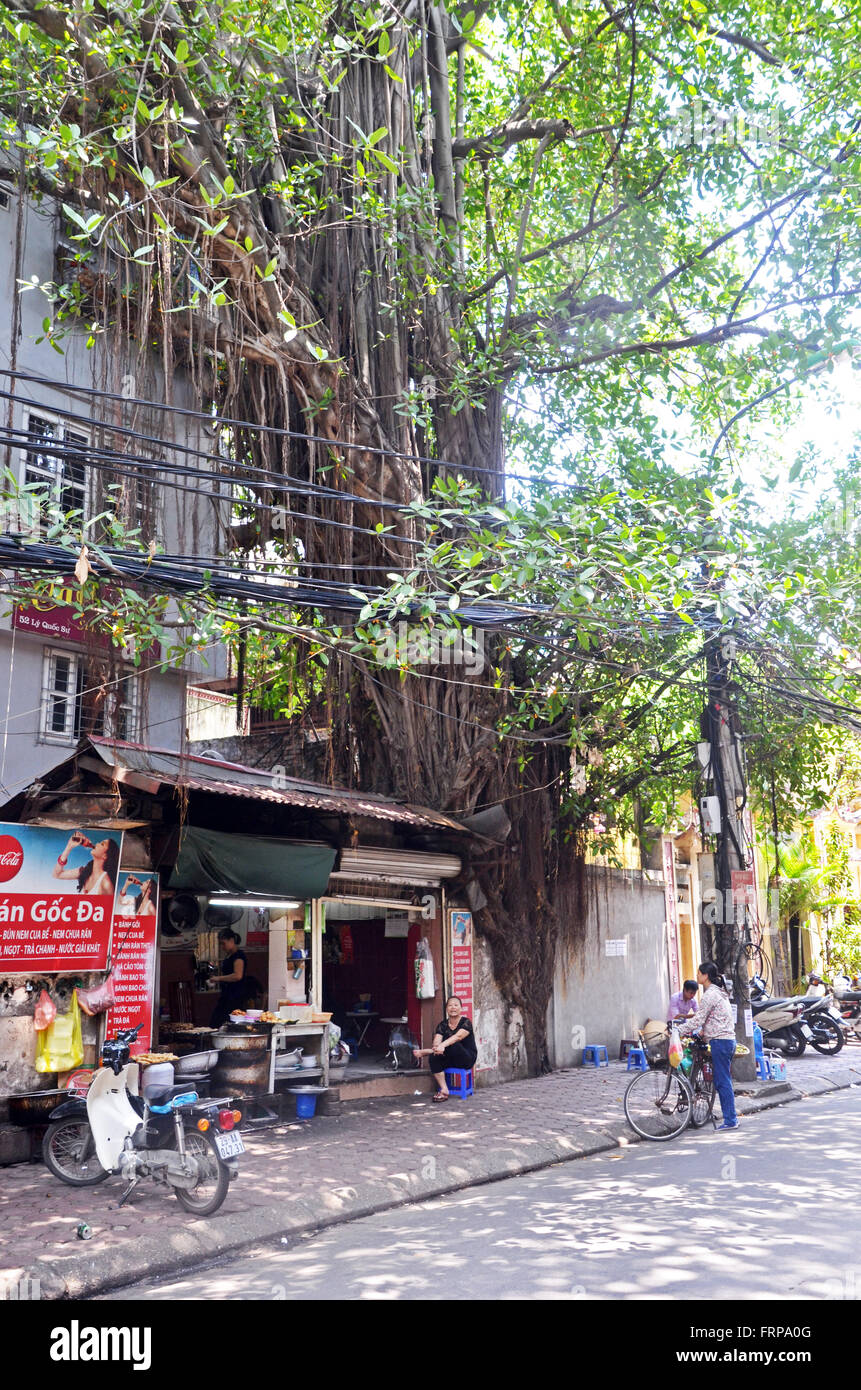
left=16, top=1068, right=861, bottom=1300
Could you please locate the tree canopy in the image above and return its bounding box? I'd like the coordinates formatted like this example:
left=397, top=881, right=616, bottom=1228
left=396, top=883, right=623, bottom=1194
left=5, top=0, right=861, bottom=1063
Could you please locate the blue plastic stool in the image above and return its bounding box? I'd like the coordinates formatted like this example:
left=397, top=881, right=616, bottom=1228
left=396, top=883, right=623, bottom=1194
left=626, top=1047, right=649, bottom=1072
left=445, top=1068, right=474, bottom=1098
left=582, top=1045, right=609, bottom=1068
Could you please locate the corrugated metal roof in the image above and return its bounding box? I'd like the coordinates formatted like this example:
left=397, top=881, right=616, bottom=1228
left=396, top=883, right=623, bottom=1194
left=86, top=738, right=467, bottom=833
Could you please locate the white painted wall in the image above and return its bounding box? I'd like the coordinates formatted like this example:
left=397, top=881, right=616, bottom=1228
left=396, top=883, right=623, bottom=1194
left=547, top=866, right=670, bottom=1067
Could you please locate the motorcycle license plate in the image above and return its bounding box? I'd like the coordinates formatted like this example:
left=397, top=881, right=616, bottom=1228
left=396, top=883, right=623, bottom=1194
left=800, top=1023, right=814, bottom=1039
left=214, top=1130, right=245, bottom=1159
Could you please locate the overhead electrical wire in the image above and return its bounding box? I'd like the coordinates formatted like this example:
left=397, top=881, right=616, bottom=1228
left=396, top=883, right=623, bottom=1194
left=0, top=367, right=599, bottom=494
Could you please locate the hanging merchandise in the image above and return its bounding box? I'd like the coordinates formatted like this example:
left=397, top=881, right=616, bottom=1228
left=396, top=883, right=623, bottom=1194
left=340, top=925, right=354, bottom=965
left=415, top=937, right=436, bottom=999
left=35, top=990, right=84, bottom=1073
left=77, top=973, right=117, bottom=1017
left=33, top=989, right=56, bottom=1031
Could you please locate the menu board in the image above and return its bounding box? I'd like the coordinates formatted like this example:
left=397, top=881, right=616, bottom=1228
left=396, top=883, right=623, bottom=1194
left=450, top=909, right=474, bottom=1017
left=105, top=869, right=160, bottom=1055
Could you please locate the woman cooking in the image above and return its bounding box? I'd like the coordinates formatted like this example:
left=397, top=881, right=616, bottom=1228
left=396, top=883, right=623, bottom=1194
left=413, top=995, right=478, bottom=1102
left=52, top=831, right=119, bottom=897
left=209, top=928, right=250, bottom=1028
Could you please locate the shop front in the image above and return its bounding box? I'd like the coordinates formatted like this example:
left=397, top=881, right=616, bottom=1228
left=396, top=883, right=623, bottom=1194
left=0, top=737, right=471, bottom=1158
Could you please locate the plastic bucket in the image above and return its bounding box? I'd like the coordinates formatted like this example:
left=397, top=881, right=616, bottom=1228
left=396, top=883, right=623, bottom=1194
left=295, top=1092, right=317, bottom=1119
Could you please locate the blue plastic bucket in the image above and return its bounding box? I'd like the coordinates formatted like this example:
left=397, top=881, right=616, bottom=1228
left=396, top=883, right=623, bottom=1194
left=295, top=1092, right=318, bottom=1119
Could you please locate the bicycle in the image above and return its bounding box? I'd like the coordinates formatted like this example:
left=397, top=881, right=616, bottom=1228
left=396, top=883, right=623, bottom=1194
left=623, top=1031, right=715, bottom=1140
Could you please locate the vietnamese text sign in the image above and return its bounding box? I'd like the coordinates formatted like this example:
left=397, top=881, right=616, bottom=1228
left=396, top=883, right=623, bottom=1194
left=450, top=909, right=474, bottom=1016
left=14, top=578, right=161, bottom=658
left=0, top=823, right=124, bottom=972
left=106, top=870, right=160, bottom=1056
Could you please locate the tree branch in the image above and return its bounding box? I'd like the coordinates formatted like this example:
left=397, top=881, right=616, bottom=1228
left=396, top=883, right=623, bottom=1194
left=452, top=119, right=613, bottom=160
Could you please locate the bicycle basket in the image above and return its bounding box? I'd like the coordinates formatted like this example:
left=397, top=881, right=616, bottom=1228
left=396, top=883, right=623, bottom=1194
left=639, top=1029, right=669, bottom=1066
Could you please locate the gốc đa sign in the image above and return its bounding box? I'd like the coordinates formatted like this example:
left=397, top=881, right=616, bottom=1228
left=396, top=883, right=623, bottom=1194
left=0, top=823, right=124, bottom=972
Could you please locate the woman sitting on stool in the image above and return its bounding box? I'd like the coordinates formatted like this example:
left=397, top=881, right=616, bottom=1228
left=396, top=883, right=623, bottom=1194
left=413, top=995, right=478, bottom=1102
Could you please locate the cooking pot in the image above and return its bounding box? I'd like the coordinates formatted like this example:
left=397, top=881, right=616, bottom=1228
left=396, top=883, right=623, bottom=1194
left=174, top=1050, right=219, bottom=1076
left=8, top=1092, right=65, bottom=1127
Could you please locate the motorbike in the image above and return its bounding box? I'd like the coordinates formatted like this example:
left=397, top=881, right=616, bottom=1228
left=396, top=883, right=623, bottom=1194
left=833, top=986, right=861, bottom=1041
left=749, top=975, right=845, bottom=1056
left=42, top=1023, right=243, bottom=1215
left=748, top=978, right=808, bottom=1055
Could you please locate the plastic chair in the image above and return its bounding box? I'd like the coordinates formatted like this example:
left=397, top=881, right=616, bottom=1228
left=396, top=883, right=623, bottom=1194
left=625, top=1047, right=649, bottom=1072
left=582, top=1045, right=609, bottom=1067
left=444, top=1068, right=474, bottom=1097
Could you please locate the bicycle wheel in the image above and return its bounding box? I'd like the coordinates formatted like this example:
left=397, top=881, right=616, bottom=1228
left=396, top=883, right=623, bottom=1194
left=687, top=1058, right=716, bottom=1128
left=623, top=1067, right=693, bottom=1141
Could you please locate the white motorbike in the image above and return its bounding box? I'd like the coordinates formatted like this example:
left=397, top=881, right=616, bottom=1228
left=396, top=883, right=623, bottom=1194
left=86, top=1022, right=243, bottom=1215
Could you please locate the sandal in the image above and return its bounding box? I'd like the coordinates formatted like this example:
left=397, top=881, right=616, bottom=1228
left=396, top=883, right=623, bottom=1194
left=433, top=1090, right=450, bottom=1102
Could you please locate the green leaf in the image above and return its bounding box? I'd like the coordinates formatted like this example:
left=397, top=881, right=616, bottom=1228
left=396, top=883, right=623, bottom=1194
left=370, top=148, right=398, bottom=174
left=175, top=38, right=189, bottom=62
left=384, top=63, right=404, bottom=83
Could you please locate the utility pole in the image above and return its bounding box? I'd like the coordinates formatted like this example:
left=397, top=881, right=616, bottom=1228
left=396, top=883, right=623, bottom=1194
left=702, top=634, right=756, bottom=1082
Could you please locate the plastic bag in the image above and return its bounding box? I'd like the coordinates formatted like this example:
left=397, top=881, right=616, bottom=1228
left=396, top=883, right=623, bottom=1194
left=33, top=989, right=56, bottom=1032
left=415, top=936, right=436, bottom=997
left=35, top=990, right=84, bottom=1074
left=667, top=1024, right=683, bottom=1069
left=77, top=973, right=116, bottom=1017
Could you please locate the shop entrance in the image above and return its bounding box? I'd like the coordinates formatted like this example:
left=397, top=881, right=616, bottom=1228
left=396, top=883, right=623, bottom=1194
left=321, top=897, right=422, bottom=1078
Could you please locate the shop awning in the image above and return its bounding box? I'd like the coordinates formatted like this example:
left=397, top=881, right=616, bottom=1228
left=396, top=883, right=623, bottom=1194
left=169, top=825, right=337, bottom=898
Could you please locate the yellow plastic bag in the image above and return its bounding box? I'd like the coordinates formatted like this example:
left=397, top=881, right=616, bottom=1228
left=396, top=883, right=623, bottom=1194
left=35, top=990, right=84, bottom=1074
left=667, top=1024, right=684, bottom=1069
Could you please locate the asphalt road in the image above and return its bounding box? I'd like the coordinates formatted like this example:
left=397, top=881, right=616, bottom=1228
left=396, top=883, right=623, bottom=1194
left=102, top=1085, right=861, bottom=1301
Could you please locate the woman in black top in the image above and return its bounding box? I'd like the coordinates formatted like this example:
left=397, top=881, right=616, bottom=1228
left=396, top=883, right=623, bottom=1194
left=209, top=929, right=249, bottom=1028
left=413, top=995, right=477, bottom=1101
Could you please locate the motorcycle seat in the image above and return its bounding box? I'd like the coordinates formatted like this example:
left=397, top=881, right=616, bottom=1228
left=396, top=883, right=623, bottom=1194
left=143, top=1083, right=200, bottom=1107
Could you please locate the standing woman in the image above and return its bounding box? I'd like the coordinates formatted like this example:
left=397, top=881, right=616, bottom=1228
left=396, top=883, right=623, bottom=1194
left=679, top=961, right=739, bottom=1131
left=413, top=995, right=478, bottom=1102
left=209, top=928, right=248, bottom=1028
left=53, top=832, right=119, bottom=897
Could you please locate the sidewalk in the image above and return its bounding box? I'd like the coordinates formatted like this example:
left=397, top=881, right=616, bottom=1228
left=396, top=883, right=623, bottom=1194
left=3, top=1048, right=860, bottom=1300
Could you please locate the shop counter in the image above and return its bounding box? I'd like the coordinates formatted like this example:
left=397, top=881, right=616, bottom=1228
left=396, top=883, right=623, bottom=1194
left=269, top=1023, right=330, bottom=1091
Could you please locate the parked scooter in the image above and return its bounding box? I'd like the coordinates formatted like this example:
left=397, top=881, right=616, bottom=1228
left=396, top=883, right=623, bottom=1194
left=43, top=1023, right=243, bottom=1215
left=833, top=985, right=861, bottom=1041
left=749, top=975, right=845, bottom=1056
left=748, top=977, right=809, bottom=1055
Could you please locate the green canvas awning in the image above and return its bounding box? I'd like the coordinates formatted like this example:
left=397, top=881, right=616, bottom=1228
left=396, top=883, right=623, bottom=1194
left=169, top=826, right=337, bottom=899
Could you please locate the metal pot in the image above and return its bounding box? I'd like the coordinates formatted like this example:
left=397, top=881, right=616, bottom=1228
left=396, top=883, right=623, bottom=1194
left=212, top=1029, right=270, bottom=1096
left=8, top=1092, right=64, bottom=1127
left=174, top=1049, right=219, bottom=1076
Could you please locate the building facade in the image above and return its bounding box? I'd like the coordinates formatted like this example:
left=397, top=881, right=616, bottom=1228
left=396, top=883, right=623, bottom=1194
left=0, top=171, right=230, bottom=800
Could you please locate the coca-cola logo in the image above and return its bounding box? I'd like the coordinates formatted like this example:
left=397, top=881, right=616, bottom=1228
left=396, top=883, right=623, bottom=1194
left=0, top=835, right=22, bottom=882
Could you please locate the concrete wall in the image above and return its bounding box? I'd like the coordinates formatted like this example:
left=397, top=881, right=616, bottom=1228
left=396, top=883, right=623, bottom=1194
left=547, top=866, right=670, bottom=1067
left=473, top=932, right=528, bottom=1086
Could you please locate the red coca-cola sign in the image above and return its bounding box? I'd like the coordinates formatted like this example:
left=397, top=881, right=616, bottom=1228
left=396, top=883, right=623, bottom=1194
left=0, top=835, right=23, bottom=883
